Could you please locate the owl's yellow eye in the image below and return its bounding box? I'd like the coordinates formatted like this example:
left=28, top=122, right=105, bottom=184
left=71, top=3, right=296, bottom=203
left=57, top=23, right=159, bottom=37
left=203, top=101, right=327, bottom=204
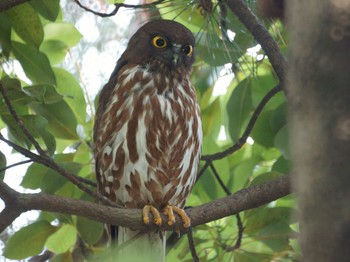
left=182, top=45, right=193, bottom=57
left=152, top=36, right=167, bottom=48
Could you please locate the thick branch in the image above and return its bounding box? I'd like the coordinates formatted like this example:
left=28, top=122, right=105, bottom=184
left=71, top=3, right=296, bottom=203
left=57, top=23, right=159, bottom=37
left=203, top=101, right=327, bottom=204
left=224, top=0, right=287, bottom=83
left=0, top=175, right=291, bottom=233
left=0, top=0, right=29, bottom=11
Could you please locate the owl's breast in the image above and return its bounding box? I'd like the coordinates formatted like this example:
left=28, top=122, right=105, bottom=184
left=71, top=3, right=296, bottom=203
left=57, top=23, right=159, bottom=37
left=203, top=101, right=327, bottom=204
left=96, top=65, right=202, bottom=208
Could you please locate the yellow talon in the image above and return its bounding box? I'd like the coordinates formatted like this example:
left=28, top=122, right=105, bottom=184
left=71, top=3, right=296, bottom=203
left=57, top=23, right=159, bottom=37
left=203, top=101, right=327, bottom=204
left=164, top=205, right=191, bottom=228
left=142, top=205, right=191, bottom=228
left=142, top=204, right=162, bottom=226
left=163, top=206, right=175, bottom=226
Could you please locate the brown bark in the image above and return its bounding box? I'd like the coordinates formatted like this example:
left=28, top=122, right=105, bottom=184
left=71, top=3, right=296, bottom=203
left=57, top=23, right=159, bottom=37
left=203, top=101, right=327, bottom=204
left=0, top=0, right=29, bottom=11
left=287, top=1, right=350, bottom=261
left=0, top=175, right=291, bottom=233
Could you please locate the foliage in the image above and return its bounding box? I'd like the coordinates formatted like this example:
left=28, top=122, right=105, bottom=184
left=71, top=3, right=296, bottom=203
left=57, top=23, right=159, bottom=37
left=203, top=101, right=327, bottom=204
left=0, top=0, right=296, bottom=261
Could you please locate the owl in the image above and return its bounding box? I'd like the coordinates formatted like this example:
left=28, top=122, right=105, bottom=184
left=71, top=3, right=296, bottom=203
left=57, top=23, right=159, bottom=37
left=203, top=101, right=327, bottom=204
left=94, top=19, right=202, bottom=261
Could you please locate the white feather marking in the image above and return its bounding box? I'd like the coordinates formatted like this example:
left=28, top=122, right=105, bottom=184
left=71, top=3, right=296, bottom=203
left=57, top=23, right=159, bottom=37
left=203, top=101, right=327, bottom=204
left=122, top=66, right=140, bottom=85
left=103, top=145, right=112, bottom=156
left=106, top=175, right=114, bottom=182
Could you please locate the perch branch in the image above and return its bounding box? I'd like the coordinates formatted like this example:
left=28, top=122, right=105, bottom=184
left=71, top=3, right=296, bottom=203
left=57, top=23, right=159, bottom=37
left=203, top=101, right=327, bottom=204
left=0, top=175, right=291, bottom=233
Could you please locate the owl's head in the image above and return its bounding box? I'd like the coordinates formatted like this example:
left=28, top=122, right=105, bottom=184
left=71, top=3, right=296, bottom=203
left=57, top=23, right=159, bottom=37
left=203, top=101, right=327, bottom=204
left=121, top=20, right=195, bottom=72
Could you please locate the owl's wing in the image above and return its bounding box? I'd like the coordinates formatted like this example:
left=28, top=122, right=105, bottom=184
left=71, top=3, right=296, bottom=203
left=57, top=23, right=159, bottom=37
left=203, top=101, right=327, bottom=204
left=93, top=58, right=128, bottom=243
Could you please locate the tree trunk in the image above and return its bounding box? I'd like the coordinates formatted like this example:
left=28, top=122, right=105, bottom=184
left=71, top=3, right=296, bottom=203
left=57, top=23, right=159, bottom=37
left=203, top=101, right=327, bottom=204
left=287, top=1, right=350, bottom=261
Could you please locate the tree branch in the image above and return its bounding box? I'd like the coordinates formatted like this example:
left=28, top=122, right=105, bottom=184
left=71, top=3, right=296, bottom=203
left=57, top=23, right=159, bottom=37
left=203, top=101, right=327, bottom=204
left=0, top=159, right=32, bottom=173
left=223, top=0, right=287, bottom=83
left=74, top=0, right=164, bottom=18
left=0, top=175, right=291, bottom=233
left=0, top=0, right=29, bottom=12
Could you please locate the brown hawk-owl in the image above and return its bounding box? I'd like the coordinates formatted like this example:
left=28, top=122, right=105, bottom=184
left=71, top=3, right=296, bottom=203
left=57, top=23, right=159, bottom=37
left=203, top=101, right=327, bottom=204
left=94, top=19, right=202, bottom=260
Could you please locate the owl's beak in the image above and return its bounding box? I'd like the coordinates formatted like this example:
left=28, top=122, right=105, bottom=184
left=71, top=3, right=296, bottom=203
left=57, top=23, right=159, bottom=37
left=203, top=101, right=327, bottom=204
left=171, top=44, right=182, bottom=65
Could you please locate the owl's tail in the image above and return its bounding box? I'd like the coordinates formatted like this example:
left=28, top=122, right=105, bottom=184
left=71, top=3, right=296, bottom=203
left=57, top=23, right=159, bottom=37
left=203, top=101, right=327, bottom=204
left=117, top=227, right=166, bottom=262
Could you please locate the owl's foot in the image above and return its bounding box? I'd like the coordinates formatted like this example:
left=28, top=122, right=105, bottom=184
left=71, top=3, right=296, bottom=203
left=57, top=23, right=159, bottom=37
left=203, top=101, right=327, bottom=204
left=163, top=205, right=191, bottom=228
left=142, top=204, right=162, bottom=226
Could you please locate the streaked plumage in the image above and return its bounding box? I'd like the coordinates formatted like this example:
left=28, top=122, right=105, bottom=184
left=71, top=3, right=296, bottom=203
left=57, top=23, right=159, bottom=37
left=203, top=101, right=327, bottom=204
left=94, top=19, right=202, bottom=261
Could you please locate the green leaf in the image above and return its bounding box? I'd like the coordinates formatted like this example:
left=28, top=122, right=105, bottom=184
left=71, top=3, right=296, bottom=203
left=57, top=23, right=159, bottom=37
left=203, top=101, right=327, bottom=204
left=46, top=224, right=77, bottom=254
left=40, top=130, right=56, bottom=155
left=233, top=250, right=271, bottom=262
left=1, top=114, right=56, bottom=153
left=53, top=68, right=87, bottom=125
left=0, top=13, right=12, bottom=57
left=1, top=115, right=32, bottom=148
left=230, top=155, right=261, bottom=192
left=6, top=3, right=43, bottom=48
left=30, top=100, right=79, bottom=140
left=0, top=77, right=32, bottom=112
left=274, top=125, right=290, bottom=159
left=40, top=40, right=68, bottom=65
left=196, top=32, right=242, bottom=66
left=30, top=0, right=60, bottom=21
left=227, top=78, right=253, bottom=142
left=51, top=252, right=73, bottom=262
left=196, top=168, right=218, bottom=200
left=77, top=217, right=104, bottom=245
left=201, top=97, right=221, bottom=138
left=41, top=161, right=82, bottom=193
left=23, top=84, right=63, bottom=104
left=251, top=69, right=281, bottom=110
left=251, top=104, right=287, bottom=148
left=249, top=171, right=282, bottom=186
left=272, top=156, right=291, bottom=174
left=21, top=162, right=47, bottom=189
left=44, top=22, right=82, bottom=47
left=0, top=150, right=6, bottom=180
left=3, top=220, right=56, bottom=259
left=245, top=207, right=294, bottom=235
left=11, top=41, right=56, bottom=85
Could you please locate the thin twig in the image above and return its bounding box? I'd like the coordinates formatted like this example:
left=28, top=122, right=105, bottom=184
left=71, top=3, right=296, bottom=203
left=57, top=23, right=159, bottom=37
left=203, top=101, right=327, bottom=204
left=74, top=0, right=165, bottom=18
left=188, top=227, right=199, bottom=262
left=196, top=160, right=211, bottom=181
left=0, top=159, right=33, bottom=173
left=202, top=85, right=282, bottom=161
left=223, top=0, right=287, bottom=83
left=0, top=81, right=47, bottom=156
left=210, top=163, right=244, bottom=251
left=0, top=133, right=108, bottom=205
left=210, top=162, right=231, bottom=195
left=221, top=213, right=243, bottom=252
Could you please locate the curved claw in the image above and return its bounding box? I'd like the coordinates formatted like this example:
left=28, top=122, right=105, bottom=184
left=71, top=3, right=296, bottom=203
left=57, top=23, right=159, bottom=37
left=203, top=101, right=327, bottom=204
left=163, top=205, right=191, bottom=228
left=142, top=204, right=162, bottom=226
